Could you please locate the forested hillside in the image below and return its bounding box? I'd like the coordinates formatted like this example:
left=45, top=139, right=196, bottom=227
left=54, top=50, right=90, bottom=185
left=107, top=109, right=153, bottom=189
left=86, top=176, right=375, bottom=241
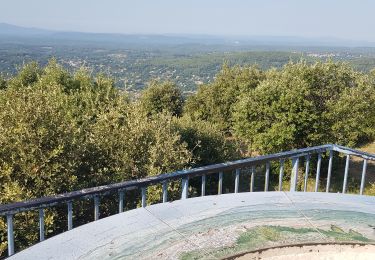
left=0, top=59, right=374, bottom=255
left=1, top=33, right=375, bottom=92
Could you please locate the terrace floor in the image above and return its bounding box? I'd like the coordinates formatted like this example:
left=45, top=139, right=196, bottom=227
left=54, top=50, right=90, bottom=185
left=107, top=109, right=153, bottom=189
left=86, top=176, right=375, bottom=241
left=10, top=192, right=375, bottom=260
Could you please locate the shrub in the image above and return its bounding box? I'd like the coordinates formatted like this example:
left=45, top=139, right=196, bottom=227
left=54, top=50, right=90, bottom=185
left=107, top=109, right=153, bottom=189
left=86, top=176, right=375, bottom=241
left=139, top=80, right=184, bottom=116
left=233, top=61, right=375, bottom=154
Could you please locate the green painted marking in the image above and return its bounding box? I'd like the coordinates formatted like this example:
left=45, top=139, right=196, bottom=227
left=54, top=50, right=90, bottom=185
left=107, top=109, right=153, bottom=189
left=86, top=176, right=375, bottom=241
left=180, top=225, right=373, bottom=260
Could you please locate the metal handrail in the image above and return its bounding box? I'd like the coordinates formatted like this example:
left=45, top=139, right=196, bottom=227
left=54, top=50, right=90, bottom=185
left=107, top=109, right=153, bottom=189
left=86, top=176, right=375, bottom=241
left=0, top=144, right=334, bottom=216
left=1, top=143, right=374, bottom=256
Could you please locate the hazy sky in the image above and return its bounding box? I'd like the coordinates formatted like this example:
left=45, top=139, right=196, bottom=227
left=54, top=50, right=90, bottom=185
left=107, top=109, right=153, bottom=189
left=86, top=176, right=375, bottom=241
left=1, top=0, right=375, bottom=41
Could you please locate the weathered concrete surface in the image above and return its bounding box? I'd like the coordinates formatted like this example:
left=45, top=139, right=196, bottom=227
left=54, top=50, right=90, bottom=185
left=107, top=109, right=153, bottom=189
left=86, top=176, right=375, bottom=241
left=9, top=192, right=375, bottom=260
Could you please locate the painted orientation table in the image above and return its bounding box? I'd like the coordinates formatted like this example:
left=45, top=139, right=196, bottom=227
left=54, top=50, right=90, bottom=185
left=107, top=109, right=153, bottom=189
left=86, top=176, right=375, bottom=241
left=10, top=192, right=375, bottom=259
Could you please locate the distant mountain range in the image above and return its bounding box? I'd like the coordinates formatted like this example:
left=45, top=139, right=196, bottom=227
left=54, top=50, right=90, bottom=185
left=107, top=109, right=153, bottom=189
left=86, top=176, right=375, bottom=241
left=1, top=22, right=375, bottom=48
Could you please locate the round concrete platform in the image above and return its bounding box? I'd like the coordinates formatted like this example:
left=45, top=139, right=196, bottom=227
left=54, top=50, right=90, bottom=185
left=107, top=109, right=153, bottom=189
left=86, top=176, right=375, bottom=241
left=10, top=192, right=375, bottom=260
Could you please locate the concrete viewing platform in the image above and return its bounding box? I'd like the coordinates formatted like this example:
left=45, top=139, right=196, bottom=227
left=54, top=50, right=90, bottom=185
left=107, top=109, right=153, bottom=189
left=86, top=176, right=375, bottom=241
left=10, top=192, right=375, bottom=260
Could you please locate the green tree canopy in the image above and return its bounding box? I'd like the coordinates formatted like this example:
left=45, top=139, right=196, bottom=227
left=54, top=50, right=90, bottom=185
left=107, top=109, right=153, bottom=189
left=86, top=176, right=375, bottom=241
left=1, top=59, right=375, bottom=256
left=185, top=64, right=264, bottom=132
left=139, top=80, right=184, bottom=116
left=173, top=116, right=238, bottom=167
left=233, top=61, right=375, bottom=153
left=8, top=61, right=42, bottom=88
left=0, top=62, right=192, bottom=255
left=0, top=74, right=6, bottom=90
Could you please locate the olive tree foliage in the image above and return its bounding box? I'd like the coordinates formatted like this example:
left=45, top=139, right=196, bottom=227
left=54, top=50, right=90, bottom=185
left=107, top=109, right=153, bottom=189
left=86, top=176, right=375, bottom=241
left=0, top=74, right=6, bottom=90
left=0, top=61, right=193, bottom=255
left=370, top=68, right=375, bottom=85
left=2, top=58, right=373, bottom=255
left=233, top=61, right=375, bottom=154
left=145, top=115, right=240, bottom=204
left=172, top=116, right=239, bottom=167
left=139, top=80, right=184, bottom=116
left=185, top=64, right=265, bottom=132
left=7, top=61, right=43, bottom=89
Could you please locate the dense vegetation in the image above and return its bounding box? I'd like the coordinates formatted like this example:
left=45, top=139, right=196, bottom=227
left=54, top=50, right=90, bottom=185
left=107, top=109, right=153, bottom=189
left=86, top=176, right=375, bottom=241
left=233, top=62, right=375, bottom=153
left=0, top=60, right=236, bottom=255
left=186, top=61, right=375, bottom=154
left=0, top=59, right=374, bottom=255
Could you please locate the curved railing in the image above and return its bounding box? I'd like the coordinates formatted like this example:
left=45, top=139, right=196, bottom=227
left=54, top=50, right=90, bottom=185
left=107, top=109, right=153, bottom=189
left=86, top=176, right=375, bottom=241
left=1, top=144, right=374, bottom=256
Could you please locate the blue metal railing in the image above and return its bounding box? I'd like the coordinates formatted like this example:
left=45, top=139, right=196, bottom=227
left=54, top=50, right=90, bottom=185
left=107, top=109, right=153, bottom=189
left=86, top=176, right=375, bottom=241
left=0, top=144, right=374, bottom=256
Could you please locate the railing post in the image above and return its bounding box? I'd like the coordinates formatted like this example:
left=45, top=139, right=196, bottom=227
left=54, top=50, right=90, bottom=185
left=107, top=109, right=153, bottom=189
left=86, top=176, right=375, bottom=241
left=39, top=208, right=45, bottom=242
left=67, top=201, right=73, bottom=230
left=304, top=155, right=310, bottom=192
left=218, top=172, right=223, bottom=195
left=265, top=162, right=270, bottom=192
left=290, top=157, right=299, bottom=192
left=201, top=175, right=206, bottom=196
left=360, top=159, right=367, bottom=195
left=234, top=169, right=240, bottom=193
left=7, top=214, right=14, bottom=256
left=250, top=166, right=255, bottom=192
left=279, top=160, right=284, bottom=191
left=94, top=196, right=100, bottom=220
left=181, top=177, right=189, bottom=199
left=141, top=187, right=147, bottom=207
left=326, top=150, right=333, bottom=192
left=342, top=155, right=350, bottom=194
left=315, top=153, right=322, bottom=192
left=162, top=181, right=168, bottom=202
left=119, top=190, right=125, bottom=213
